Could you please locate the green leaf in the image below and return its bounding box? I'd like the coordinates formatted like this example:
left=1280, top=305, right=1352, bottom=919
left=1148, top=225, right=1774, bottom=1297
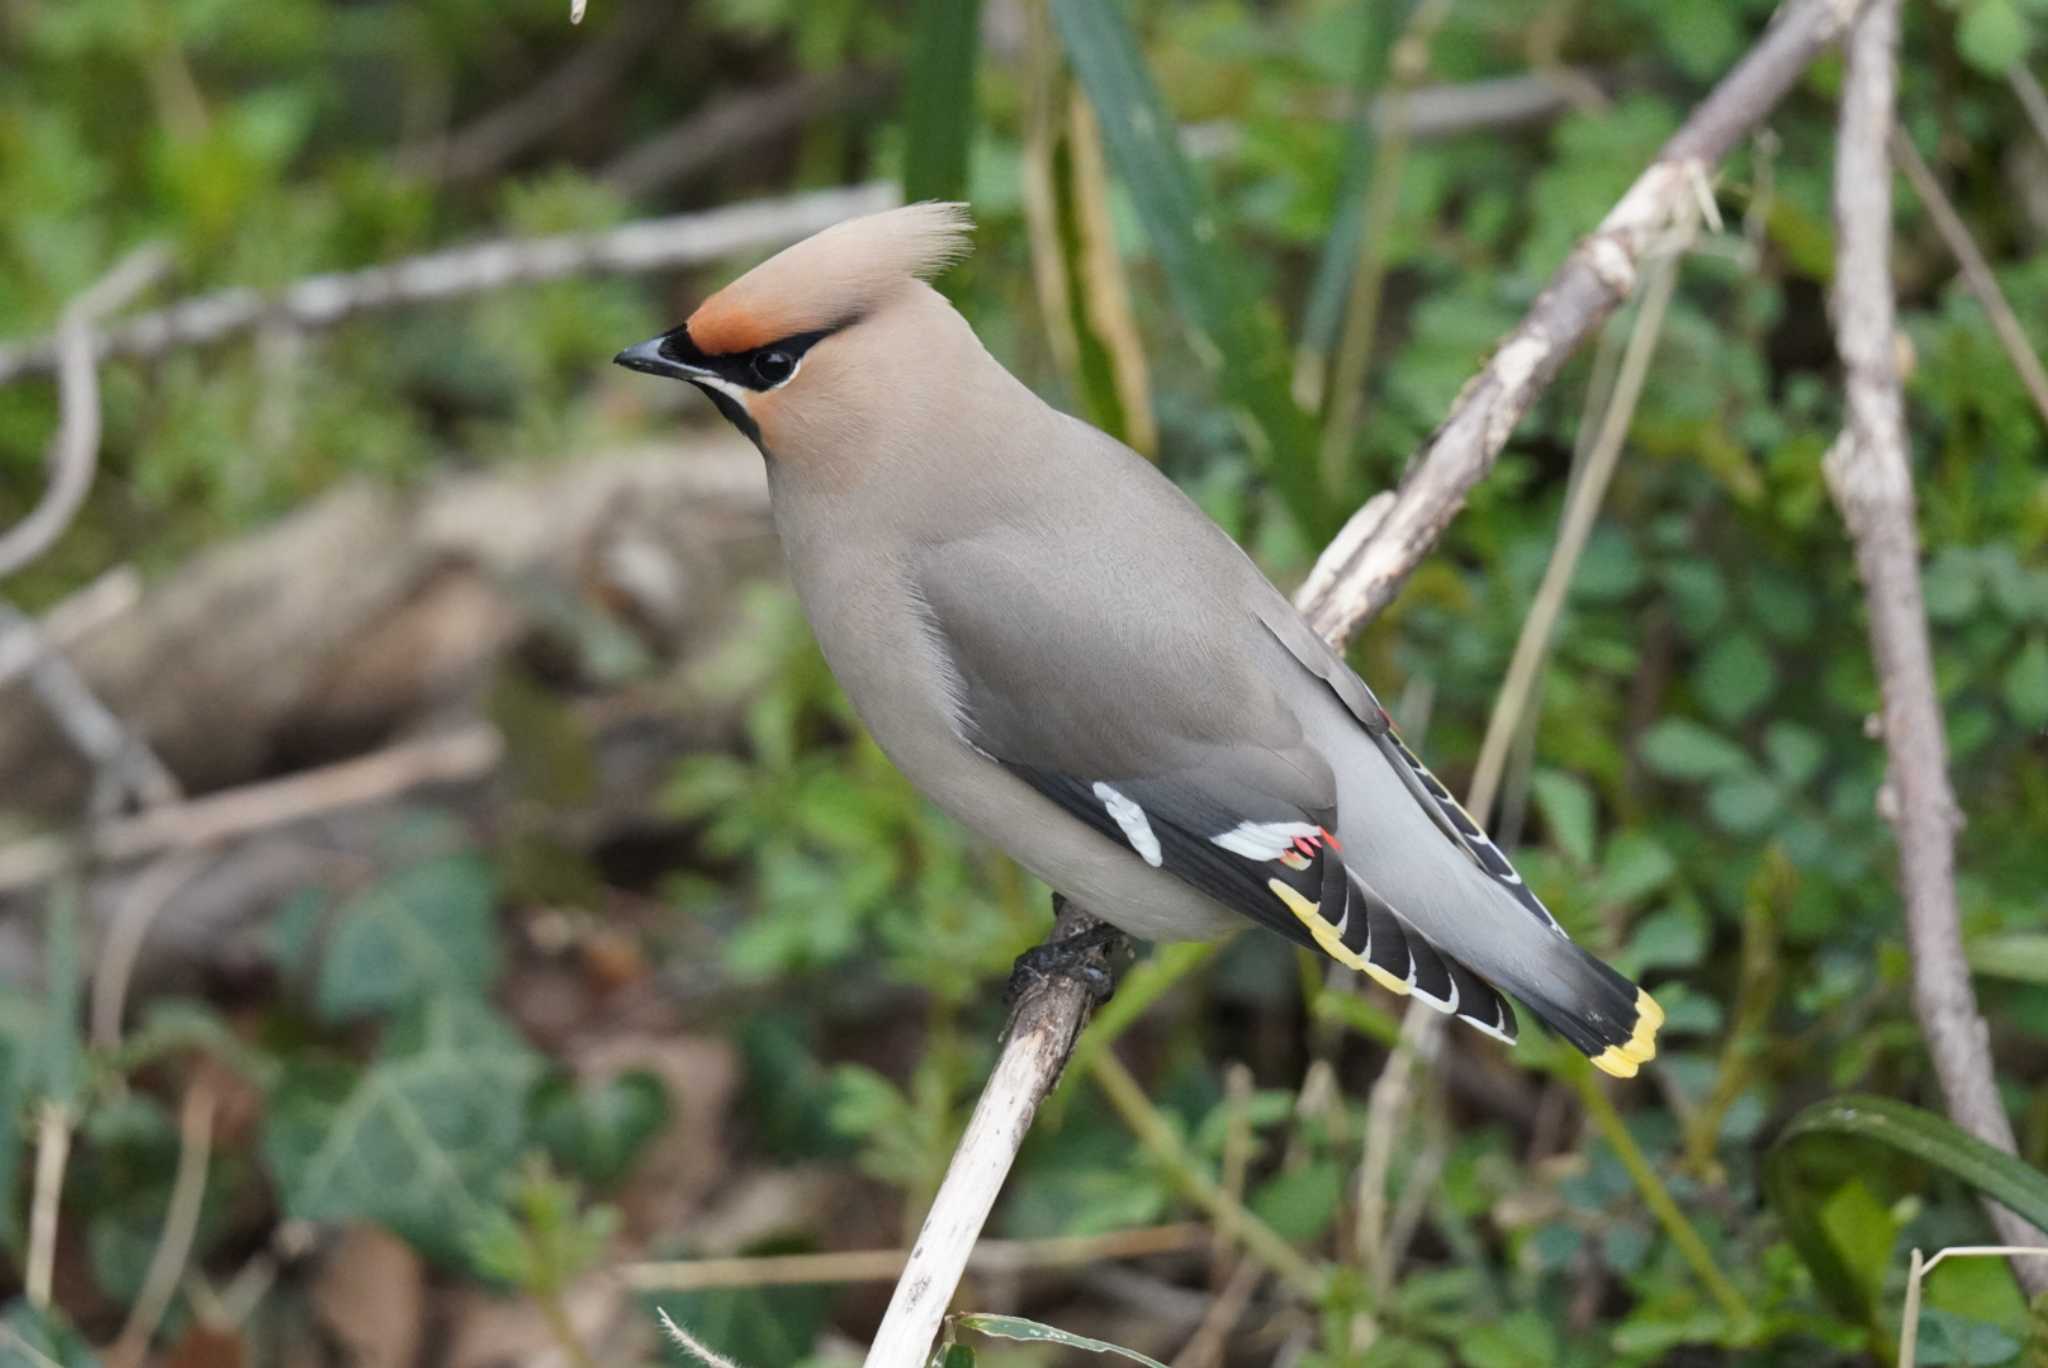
left=1764, top=721, right=1827, bottom=788
left=651, top=1270, right=832, bottom=1367
left=1765, top=1095, right=2048, bottom=1349
left=1916, top=1308, right=2022, bottom=1366
left=1049, top=0, right=1324, bottom=535
left=899, top=0, right=983, bottom=203
left=1638, top=719, right=1750, bottom=781
left=931, top=1344, right=978, bottom=1368
left=1593, top=832, right=1678, bottom=907
left=953, top=1313, right=1172, bottom=1367
left=2002, top=635, right=2048, bottom=729
left=532, top=1070, right=670, bottom=1188
left=316, top=855, right=500, bottom=1023
left=1625, top=903, right=1709, bottom=972
left=1966, top=933, right=2048, bottom=985
left=265, top=997, right=541, bottom=1265
left=1249, top=1160, right=1342, bottom=1243
left=1956, top=0, right=2030, bottom=75
left=1531, top=769, right=1598, bottom=867
left=0, top=1299, right=100, bottom=1367
left=1706, top=772, right=1784, bottom=835
left=1817, top=1178, right=1897, bottom=1304
left=1696, top=630, right=1777, bottom=725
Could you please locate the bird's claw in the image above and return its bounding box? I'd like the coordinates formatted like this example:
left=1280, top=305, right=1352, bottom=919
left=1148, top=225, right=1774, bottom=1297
left=1006, top=923, right=1128, bottom=1008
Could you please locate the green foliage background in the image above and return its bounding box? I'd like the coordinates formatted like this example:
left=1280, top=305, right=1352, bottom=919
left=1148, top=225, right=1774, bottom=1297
left=2, top=0, right=2047, bottom=1363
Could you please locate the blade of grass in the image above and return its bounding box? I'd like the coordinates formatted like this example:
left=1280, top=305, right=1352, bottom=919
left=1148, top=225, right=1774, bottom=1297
left=1049, top=0, right=1325, bottom=535
left=1313, top=0, right=1452, bottom=493
left=900, top=0, right=984, bottom=204
left=1766, top=1094, right=2048, bottom=1362
left=1293, top=0, right=1413, bottom=410
left=1021, top=13, right=1158, bottom=457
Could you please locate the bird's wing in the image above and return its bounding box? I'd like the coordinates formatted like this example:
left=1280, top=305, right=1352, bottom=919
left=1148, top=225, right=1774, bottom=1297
left=1252, top=597, right=1564, bottom=937
left=915, top=533, right=1517, bottom=1038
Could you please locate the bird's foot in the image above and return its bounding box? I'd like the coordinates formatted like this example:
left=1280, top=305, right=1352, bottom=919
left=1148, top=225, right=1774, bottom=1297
left=1006, top=921, right=1129, bottom=1008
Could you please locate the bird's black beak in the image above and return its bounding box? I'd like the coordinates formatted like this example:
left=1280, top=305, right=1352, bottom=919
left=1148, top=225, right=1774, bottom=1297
left=613, top=334, right=707, bottom=382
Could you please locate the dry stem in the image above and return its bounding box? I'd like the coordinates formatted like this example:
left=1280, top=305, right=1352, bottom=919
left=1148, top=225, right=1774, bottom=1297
left=1825, top=0, right=2048, bottom=1294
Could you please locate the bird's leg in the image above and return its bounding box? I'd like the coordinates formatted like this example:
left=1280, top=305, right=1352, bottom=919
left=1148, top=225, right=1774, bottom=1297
left=1006, top=900, right=1129, bottom=1006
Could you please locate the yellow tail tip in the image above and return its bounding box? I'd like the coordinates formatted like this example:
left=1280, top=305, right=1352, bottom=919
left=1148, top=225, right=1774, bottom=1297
left=1591, top=1046, right=1640, bottom=1079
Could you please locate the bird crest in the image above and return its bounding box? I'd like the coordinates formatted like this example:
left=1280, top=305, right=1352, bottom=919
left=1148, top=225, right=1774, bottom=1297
left=686, top=201, right=974, bottom=357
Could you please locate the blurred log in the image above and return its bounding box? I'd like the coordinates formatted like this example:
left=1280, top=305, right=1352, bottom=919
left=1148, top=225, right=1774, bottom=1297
left=0, top=432, right=770, bottom=817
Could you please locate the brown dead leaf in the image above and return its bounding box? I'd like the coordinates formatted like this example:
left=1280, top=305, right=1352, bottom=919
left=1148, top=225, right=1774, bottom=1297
left=307, top=1225, right=424, bottom=1368
left=162, top=1324, right=247, bottom=1368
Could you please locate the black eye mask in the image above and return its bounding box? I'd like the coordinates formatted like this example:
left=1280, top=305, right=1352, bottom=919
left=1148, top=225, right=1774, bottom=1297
left=649, top=325, right=832, bottom=392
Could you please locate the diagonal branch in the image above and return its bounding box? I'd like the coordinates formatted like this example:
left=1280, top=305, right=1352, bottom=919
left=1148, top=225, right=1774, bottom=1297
left=1824, top=0, right=2048, bottom=1294
left=1888, top=127, right=2048, bottom=433
left=1302, top=0, right=1869, bottom=648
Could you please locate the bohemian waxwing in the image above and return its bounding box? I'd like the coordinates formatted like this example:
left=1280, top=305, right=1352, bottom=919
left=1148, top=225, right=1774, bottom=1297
left=615, top=202, right=1660, bottom=1077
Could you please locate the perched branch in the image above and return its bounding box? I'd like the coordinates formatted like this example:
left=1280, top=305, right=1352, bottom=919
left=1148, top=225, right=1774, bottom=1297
left=1824, top=0, right=2048, bottom=1293
left=862, top=899, right=1113, bottom=1366
left=855, top=6, right=1876, bottom=1359
left=1301, top=0, right=1869, bottom=646
left=1889, top=128, right=2048, bottom=432
left=0, top=185, right=899, bottom=386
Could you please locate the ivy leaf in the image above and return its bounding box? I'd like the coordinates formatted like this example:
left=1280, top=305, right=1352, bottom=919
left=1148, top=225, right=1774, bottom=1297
left=532, top=1070, right=670, bottom=1188
left=316, top=856, right=500, bottom=1023
left=265, top=997, right=540, bottom=1265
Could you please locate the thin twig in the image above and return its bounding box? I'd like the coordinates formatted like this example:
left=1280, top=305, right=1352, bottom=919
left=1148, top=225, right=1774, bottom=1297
left=0, top=602, right=181, bottom=817
left=1086, top=1051, right=1325, bottom=1301
left=90, top=851, right=213, bottom=1050
left=1171, top=1259, right=1265, bottom=1368
left=620, top=1223, right=1206, bottom=1292
left=601, top=70, right=894, bottom=199
left=1900, top=1246, right=2048, bottom=1368
left=1466, top=248, right=1682, bottom=816
left=658, top=1310, right=743, bottom=1368
left=106, top=1084, right=216, bottom=1367
left=1826, top=0, right=2048, bottom=1295
left=25, top=1101, right=74, bottom=1311
left=0, top=245, right=171, bottom=576
left=1568, top=1062, right=1754, bottom=1333
left=0, top=565, right=141, bottom=692
left=397, top=1, right=665, bottom=183
left=1315, top=0, right=1451, bottom=484
left=2008, top=65, right=2048, bottom=155
left=0, top=724, right=504, bottom=894
left=0, top=186, right=898, bottom=386
left=1300, top=0, right=1869, bottom=647
left=1889, top=126, right=2048, bottom=432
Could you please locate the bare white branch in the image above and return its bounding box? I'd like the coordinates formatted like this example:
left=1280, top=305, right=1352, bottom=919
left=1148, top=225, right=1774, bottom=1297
left=1825, top=0, right=2048, bottom=1295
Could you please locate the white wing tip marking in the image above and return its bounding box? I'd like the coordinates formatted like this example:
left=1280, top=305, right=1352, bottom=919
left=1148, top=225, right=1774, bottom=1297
left=1092, top=782, right=1163, bottom=867
left=1211, top=819, right=1321, bottom=861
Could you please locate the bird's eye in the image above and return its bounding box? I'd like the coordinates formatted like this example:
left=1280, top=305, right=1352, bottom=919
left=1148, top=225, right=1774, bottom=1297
left=752, top=349, right=796, bottom=386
